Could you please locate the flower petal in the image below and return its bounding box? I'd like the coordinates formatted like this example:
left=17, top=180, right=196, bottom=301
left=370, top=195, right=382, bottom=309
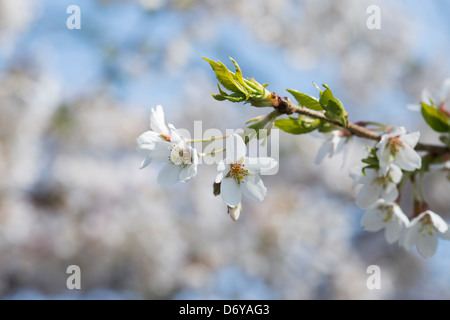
left=151, top=141, right=172, bottom=162
left=402, top=223, right=420, bottom=251
left=215, top=160, right=227, bottom=183
left=221, top=177, right=242, bottom=207
left=315, top=141, right=331, bottom=164
left=245, top=157, right=277, bottom=174
left=356, top=182, right=382, bottom=208
left=361, top=209, right=384, bottom=232
left=388, top=164, right=402, bottom=184
left=417, top=234, right=438, bottom=258
left=168, top=124, right=184, bottom=145
left=240, top=174, right=267, bottom=202
left=384, top=219, right=403, bottom=244
left=136, top=131, right=161, bottom=151
left=395, top=146, right=421, bottom=171
left=179, top=164, right=197, bottom=182
left=140, top=156, right=152, bottom=169
left=157, top=163, right=182, bottom=186
left=225, top=134, right=246, bottom=164
left=150, top=105, right=169, bottom=135
left=425, top=210, right=449, bottom=233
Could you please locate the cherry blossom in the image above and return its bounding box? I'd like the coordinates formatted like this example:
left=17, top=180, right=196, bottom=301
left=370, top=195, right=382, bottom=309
left=215, top=134, right=277, bottom=208
left=402, top=210, right=450, bottom=258
left=376, top=127, right=421, bottom=176
left=361, top=200, right=409, bottom=244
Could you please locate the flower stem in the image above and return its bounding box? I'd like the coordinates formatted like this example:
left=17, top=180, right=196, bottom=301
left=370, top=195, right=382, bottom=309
left=198, top=148, right=226, bottom=157
left=188, top=135, right=229, bottom=143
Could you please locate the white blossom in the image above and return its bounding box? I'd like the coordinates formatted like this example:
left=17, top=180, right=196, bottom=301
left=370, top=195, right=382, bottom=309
left=361, top=200, right=409, bottom=244
left=349, top=165, right=402, bottom=209
left=315, top=130, right=349, bottom=165
left=136, top=105, right=171, bottom=169
left=215, top=134, right=277, bottom=208
left=136, top=106, right=198, bottom=186
left=402, top=210, right=450, bottom=258
left=228, top=202, right=242, bottom=221
left=376, top=127, right=421, bottom=176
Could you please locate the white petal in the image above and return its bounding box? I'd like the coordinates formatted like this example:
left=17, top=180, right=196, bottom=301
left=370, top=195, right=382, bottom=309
left=225, top=134, right=246, bottom=164
left=409, top=211, right=427, bottom=227
left=361, top=209, right=384, bottom=232
left=349, top=166, right=364, bottom=188
left=140, top=156, right=152, bottom=169
left=393, top=205, right=410, bottom=227
left=425, top=210, right=449, bottom=233
left=417, top=234, right=438, bottom=258
left=388, top=164, right=402, bottom=184
left=402, top=223, right=420, bottom=251
left=168, top=124, right=184, bottom=145
left=240, top=174, right=267, bottom=202
left=136, top=131, right=161, bottom=150
left=245, top=157, right=277, bottom=174
left=381, top=183, right=399, bottom=204
left=315, top=141, right=331, bottom=164
left=215, top=160, right=227, bottom=183
left=228, top=203, right=242, bottom=221
left=385, top=219, right=403, bottom=244
left=221, top=177, right=242, bottom=207
left=356, top=183, right=382, bottom=208
left=421, top=88, right=432, bottom=104
left=401, top=132, right=420, bottom=148
left=395, top=146, right=421, bottom=171
left=151, top=141, right=172, bottom=162
left=150, top=105, right=169, bottom=135
left=157, top=163, right=182, bottom=186
left=179, top=164, right=197, bottom=182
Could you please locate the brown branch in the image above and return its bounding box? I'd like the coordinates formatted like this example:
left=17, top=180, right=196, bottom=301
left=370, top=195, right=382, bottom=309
left=273, top=95, right=450, bottom=156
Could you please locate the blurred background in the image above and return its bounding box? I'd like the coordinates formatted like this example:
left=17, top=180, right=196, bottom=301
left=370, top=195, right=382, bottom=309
left=0, top=0, right=449, bottom=300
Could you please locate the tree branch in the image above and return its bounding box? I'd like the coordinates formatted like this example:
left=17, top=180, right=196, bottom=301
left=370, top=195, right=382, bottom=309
left=273, top=95, right=450, bottom=156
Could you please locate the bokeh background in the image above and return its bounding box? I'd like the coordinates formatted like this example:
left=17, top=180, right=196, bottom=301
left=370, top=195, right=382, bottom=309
left=0, top=0, right=449, bottom=300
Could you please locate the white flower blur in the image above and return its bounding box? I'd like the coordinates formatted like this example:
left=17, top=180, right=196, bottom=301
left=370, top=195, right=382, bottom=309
left=361, top=200, right=409, bottom=244
left=349, top=165, right=402, bottom=209
left=315, top=130, right=349, bottom=165
left=422, top=78, right=450, bottom=107
left=215, top=134, right=277, bottom=208
left=402, top=210, right=450, bottom=258
left=376, top=127, right=421, bottom=176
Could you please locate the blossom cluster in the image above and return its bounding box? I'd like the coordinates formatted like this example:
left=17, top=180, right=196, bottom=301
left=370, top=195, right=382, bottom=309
left=136, top=64, right=450, bottom=258
left=347, top=127, right=449, bottom=258
left=136, top=105, right=277, bottom=221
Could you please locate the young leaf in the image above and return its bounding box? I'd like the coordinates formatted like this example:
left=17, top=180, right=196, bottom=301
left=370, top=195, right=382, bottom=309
left=274, top=117, right=320, bottom=134
left=421, top=102, right=450, bottom=133
left=318, top=84, right=346, bottom=126
left=286, top=89, right=323, bottom=111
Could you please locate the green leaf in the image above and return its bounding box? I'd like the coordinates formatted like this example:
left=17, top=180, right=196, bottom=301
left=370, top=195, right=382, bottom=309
left=325, top=100, right=347, bottom=127
left=203, top=58, right=245, bottom=94
left=274, top=117, right=320, bottom=134
left=421, top=102, right=450, bottom=133
left=286, top=89, right=323, bottom=111
left=318, top=84, right=346, bottom=126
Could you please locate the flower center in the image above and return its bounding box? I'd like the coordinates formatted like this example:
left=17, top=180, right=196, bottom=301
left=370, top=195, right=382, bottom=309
left=228, top=163, right=248, bottom=184
left=419, top=214, right=435, bottom=236
left=387, top=136, right=404, bottom=154
left=381, top=205, right=394, bottom=222
left=170, top=145, right=192, bottom=166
